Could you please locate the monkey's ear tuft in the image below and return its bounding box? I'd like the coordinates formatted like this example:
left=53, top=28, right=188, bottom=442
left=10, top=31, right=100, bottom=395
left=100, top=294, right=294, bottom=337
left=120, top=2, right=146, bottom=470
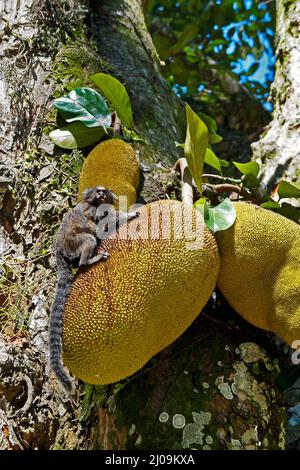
left=82, top=188, right=95, bottom=200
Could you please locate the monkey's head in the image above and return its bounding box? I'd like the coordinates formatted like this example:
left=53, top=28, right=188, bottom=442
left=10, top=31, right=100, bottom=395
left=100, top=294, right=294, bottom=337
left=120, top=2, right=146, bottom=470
left=83, top=186, right=118, bottom=206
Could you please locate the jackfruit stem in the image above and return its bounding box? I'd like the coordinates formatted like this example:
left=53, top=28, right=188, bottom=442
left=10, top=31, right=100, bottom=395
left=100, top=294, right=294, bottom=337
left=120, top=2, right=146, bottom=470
left=175, top=158, right=194, bottom=207
left=112, top=111, right=122, bottom=136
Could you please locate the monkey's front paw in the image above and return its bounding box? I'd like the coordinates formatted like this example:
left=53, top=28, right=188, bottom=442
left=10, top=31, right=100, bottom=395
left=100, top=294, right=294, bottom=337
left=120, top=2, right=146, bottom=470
left=101, top=251, right=110, bottom=260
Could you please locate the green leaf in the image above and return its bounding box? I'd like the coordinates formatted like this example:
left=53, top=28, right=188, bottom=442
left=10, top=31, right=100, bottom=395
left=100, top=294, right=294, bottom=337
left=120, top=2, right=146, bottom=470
left=277, top=203, right=300, bottom=223
left=198, top=112, right=217, bottom=132
left=198, top=111, right=223, bottom=144
left=260, top=201, right=281, bottom=210
left=184, top=104, right=209, bottom=194
left=194, top=198, right=210, bottom=220
left=195, top=198, right=236, bottom=233
left=49, top=123, right=105, bottom=149
left=54, top=87, right=111, bottom=128
left=233, top=161, right=260, bottom=178
left=91, top=73, right=134, bottom=129
left=194, top=198, right=206, bottom=208
left=277, top=181, right=300, bottom=199
left=243, top=173, right=260, bottom=189
left=123, top=128, right=145, bottom=144
left=209, top=132, right=223, bottom=145
left=175, top=141, right=185, bottom=148
left=276, top=365, right=300, bottom=392
left=204, top=148, right=222, bottom=174
left=219, top=159, right=230, bottom=168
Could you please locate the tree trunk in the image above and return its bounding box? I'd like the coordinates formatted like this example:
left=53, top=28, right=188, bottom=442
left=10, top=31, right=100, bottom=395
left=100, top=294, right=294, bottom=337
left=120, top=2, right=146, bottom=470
left=0, top=0, right=294, bottom=450
left=252, top=0, right=300, bottom=192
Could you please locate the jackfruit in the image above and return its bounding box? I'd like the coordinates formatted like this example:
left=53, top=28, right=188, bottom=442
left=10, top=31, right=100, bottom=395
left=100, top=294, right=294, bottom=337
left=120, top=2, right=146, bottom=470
left=62, top=200, right=220, bottom=385
left=216, top=202, right=300, bottom=345
left=78, top=139, right=140, bottom=208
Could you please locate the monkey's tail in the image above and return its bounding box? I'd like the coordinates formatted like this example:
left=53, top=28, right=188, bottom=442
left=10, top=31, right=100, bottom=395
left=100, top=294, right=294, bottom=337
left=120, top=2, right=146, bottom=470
left=49, top=252, right=74, bottom=393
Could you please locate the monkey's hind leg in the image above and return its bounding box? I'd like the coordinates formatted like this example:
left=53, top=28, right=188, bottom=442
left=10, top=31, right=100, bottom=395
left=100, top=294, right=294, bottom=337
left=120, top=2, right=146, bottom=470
left=85, top=253, right=109, bottom=265
left=79, top=236, right=109, bottom=266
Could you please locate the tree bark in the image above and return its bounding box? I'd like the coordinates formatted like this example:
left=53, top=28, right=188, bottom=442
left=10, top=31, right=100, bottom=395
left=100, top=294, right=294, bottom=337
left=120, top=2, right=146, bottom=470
left=88, top=0, right=185, bottom=165
left=252, top=0, right=300, bottom=192
left=0, top=0, right=294, bottom=450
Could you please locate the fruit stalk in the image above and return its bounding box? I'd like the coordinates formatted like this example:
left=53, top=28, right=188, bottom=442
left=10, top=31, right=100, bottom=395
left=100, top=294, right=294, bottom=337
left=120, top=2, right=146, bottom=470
left=174, top=158, right=194, bottom=207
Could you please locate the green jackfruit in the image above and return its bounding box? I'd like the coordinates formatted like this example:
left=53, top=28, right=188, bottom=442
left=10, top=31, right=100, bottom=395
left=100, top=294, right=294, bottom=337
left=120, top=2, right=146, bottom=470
left=216, top=202, right=300, bottom=345
left=78, top=139, right=139, bottom=208
left=63, top=200, right=220, bottom=385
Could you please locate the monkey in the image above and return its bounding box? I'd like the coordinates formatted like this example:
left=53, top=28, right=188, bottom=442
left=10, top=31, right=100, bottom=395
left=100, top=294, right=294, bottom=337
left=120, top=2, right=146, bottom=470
left=49, top=186, right=140, bottom=393
left=95, top=200, right=140, bottom=242
left=49, top=186, right=118, bottom=392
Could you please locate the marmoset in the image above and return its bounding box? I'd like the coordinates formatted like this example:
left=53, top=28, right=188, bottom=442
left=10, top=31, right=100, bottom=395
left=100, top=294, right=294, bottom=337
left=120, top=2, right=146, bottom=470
left=49, top=186, right=117, bottom=392
left=49, top=186, right=139, bottom=392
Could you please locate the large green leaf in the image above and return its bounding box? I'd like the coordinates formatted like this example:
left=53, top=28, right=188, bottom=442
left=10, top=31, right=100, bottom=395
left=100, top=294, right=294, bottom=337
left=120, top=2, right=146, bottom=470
left=54, top=87, right=111, bottom=128
left=184, top=104, right=209, bottom=194
left=277, top=181, right=300, bottom=199
left=91, top=73, right=134, bottom=129
left=198, top=111, right=223, bottom=144
left=194, top=198, right=236, bottom=233
left=204, top=148, right=222, bottom=174
left=233, top=161, right=260, bottom=177
left=49, top=122, right=105, bottom=149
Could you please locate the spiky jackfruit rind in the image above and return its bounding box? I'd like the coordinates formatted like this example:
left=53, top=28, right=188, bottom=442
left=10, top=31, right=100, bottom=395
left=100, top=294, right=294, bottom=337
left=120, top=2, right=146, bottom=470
left=216, top=202, right=300, bottom=345
left=63, top=200, right=220, bottom=385
left=78, top=139, right=140, bottom=208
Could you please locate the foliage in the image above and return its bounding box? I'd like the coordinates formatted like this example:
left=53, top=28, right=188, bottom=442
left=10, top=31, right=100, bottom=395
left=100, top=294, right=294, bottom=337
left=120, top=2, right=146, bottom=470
left=145, top=0, right=275, bottom=106
left=184, top=103, right=209, bottom=193
left=195, top=198, right=236, bottom=232
left=179, top=103, right=300, bottom=229
left=91, top=73, right=134, bottom=128
left=50, top=74, right=136, bottom=149
left=181, top=104, right=236, bottom=232
left=50, top=123, right=105, bottom=149
left=54, top=87, right=111, bottom=128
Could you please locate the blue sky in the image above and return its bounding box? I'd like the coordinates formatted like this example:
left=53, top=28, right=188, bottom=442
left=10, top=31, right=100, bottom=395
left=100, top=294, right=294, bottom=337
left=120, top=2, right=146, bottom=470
left=223, top=3, right=275, bottom=110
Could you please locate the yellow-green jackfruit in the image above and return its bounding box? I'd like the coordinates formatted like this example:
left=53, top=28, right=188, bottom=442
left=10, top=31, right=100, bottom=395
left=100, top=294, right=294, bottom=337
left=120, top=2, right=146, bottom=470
left=78, top=139, right=140, bottom=208
left=63, top=200, right=220, bottom=385
left=216, top=202, right=300, bottom=345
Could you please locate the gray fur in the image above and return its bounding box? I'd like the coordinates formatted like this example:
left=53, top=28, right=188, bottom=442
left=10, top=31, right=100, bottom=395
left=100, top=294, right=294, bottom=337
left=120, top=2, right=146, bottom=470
left=49, top=186, right=115, bottom=392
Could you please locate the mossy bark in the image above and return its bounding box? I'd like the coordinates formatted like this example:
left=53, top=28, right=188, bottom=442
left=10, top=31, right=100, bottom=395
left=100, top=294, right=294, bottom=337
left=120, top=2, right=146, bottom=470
left=0, top=0, right=292, bottom=450
left=87, top=0, right=186, bottom=165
